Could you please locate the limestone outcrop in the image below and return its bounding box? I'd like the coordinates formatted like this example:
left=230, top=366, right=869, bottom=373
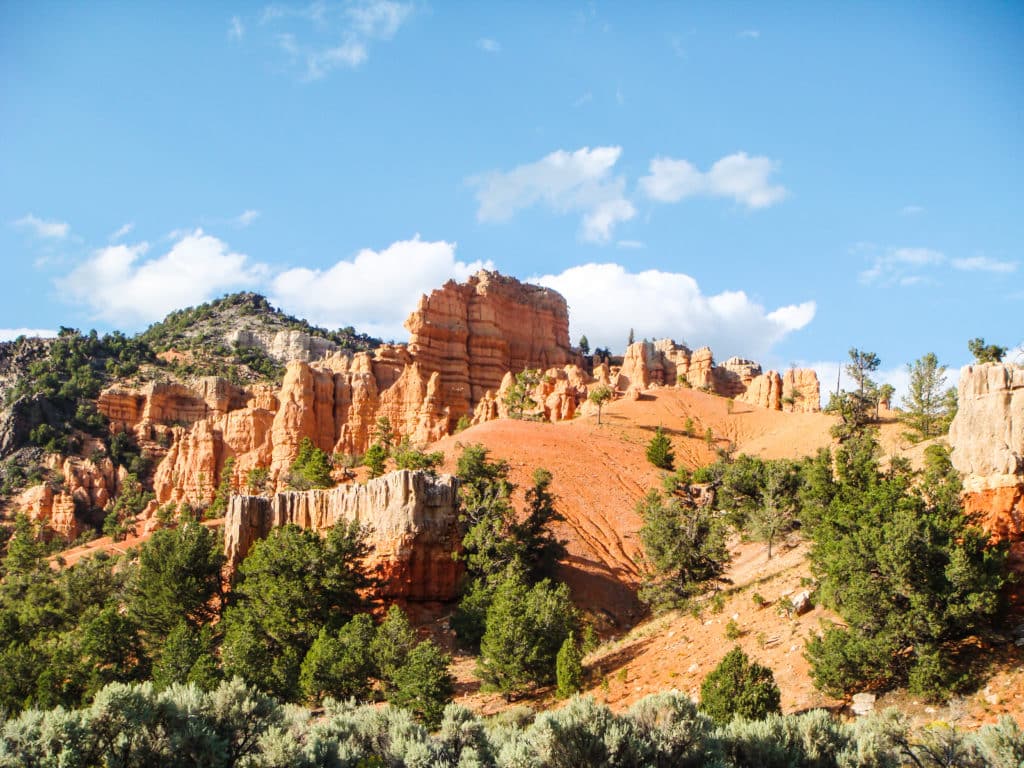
left=949, top=363, right=1024, bottom=539
left=224, top=469, right=462, bottom=601
left=226, top=328, right=338, bottom=363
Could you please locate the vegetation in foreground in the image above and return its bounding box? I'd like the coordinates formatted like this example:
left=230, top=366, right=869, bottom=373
left=1, top=679, right=1022, bottom=768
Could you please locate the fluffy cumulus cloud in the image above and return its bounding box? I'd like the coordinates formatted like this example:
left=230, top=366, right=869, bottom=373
left=531, top=263, right=815, bottom=360
left=12, top=214, right=69, bottom=239
left=270, top=236, right=493, bottom=340
left=639, top=152, right=786, bottom=209
left=470, top=146, right=636, bottom=243
left=57, top=230, right=267, bottom=327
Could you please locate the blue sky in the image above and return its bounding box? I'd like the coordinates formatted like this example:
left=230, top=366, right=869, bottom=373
left=2, top=1, right=1021, bottom=395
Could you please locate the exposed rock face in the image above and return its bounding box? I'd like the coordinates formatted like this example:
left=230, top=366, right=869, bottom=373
left=227, top=328, right=338, bottom=363
left=224, top=469, right=462, bottom=601
left=949, top=363, right=1024, bottom=539
left=13, top=453, right=125, bottom=539
left=98, top=378, right=250, bottom=437
left=782, top=368, right=821, bottom=413
left=738, top=368, right=822, bottom=413
left=738, top=371, right=783, bottom=411
left=406, top=271, right=581, bottom=422
left=472, top=365, right=589, bottom=424
left=614, top=340, right=820, bottom=412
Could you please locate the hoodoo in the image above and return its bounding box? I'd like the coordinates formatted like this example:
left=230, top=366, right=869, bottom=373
left=949, top=362, right=1024, bottom=540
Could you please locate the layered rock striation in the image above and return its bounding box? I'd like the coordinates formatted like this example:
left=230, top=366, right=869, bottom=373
left=949, top=362, right=1024, bottom=540
left=224, top=469, right=462, bottom=601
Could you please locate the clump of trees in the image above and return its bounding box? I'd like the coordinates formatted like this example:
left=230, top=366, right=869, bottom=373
left=362, top=416, right=443, bottom=478
left=968, top=337, right=1006, bottom=364
left=452, top=444, right=575, bottom=698
left=637, top=411, right=1008, bottom=701
left=804, top=438, right=1006, bottom=699
left=288, top=437, right=334, bottom=489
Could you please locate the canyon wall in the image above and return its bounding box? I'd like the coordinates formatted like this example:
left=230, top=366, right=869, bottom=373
left=223, top=469, right=462, bottom=601
left=949, top=362, right=1024, bottom=540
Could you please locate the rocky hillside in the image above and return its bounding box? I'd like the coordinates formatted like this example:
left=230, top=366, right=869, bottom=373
left=138, top=291, right=380, bottom=380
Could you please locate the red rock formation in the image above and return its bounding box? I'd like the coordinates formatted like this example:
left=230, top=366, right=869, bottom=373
left=405, top=271, right=581, bottom=422
left=224, top=469, right=462, bottom=601
left=12, top=453, right=125, bottom=539
left=949, top=363, right=1024, bottom=540
left=472, top=365, right=589, bottom=424
left=782, top=368, right=821, bottom=413
left=738, top=371, right=783, bottom=410
left=614, top=340, right=819, bottom=413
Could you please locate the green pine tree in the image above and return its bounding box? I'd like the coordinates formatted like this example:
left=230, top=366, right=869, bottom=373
left=556, top=631, right=584, bottom=698
left=646, top=427, right=675, bottom=470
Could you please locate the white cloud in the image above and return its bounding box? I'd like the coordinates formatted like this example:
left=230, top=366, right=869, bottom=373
left=270, top=236, right=493, bottom=340
left=57, top=230, right=268, bottom=327
left=0, top=328, right=58, bottom=342
left=858, top=246, right=945, bottom=285
left=235, top=209, right=261, bottom=227
left=738, top=29, right=761, bottom=39
left=951, top=255, right=1017, bottom=273
left=13, top=214, right=69, bottom=239
left=264, top=0, right=413, bottom=79
left=532, top=262, right=815, bottom=360
left=477, top=37, right=501, bottom=53
left=109, top=222, right=134, bottom=241
left=616, top=239, right=645, bottom=250
left=229, top=15, right=245, bottom=40
left=347, top=0, right=412, bottom=38
left=469, top=146, right=636, bottom=243
left=572, top=91, right=593, bottom=107
left=639, top=152, right=787, bottom=208
left=900, top=204, right=925, bottom=216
